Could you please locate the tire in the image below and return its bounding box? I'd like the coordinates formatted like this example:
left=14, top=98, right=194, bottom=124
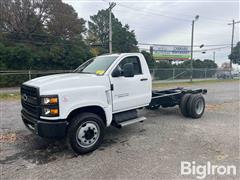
left=67, top=112, right=105, bottom=154
left=187, top=94, right=205, bottom=119
left=179, top=94, right=191, bottom=117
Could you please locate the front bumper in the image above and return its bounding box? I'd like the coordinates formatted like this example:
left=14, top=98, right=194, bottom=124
left=21, top=110, right=68, bottom=139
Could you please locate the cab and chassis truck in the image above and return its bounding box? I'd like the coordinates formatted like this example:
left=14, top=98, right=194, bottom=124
left=21, top=53, right=207, bottom=154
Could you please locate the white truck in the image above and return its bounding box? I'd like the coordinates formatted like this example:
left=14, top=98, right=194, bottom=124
left=21, top=53, right=207, bottom=154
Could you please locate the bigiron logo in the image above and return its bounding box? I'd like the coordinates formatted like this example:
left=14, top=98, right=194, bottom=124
left=181, top=161, right=237, bottom=179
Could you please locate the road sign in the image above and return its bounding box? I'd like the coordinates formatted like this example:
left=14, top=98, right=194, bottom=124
left=151, top=45, right=191, bottom=60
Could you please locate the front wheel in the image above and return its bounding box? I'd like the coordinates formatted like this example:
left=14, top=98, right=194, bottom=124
left=67, top=113, right=105, bottom=154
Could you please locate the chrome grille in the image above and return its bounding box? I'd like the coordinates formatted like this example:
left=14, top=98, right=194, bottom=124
left=21, top=85, right=40, bottom=118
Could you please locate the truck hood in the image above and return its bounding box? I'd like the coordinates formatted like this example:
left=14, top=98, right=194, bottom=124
left=24, top=73, right=110, bottom=94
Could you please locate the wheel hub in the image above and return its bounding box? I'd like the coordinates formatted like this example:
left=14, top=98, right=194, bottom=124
left=76, top=121, right=100, bottom=148
left=196, top=99, right=204, bottom=115
left=84, top=128, right=95, bottom=140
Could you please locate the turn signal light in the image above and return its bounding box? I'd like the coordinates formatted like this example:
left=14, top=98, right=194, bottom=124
left=50, top=109, right=59, bottom=115
left=50, top=98, right=58, bottom=104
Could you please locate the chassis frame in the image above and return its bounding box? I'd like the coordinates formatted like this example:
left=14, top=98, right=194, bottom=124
left=148, top=87, right=207, bottom=109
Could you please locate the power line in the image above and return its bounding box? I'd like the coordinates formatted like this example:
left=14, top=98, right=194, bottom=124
left=138, top=42, right=235, bottom=47
left=103, top=0, right=234, bottom=24
left=3, top=38, right=79, bottom=46
left=0, top=36, right=107, bottom=47
left=1, top=31, right=234, bottom=48
left=131, top=6, right=232, bottom=24
left=0, top=31, right=84, bottom=41
left=194, top=46, right=230, bottom=52
left=117, top=4, right=190, bottom=22
left=102, top=0, right=190, bottom=22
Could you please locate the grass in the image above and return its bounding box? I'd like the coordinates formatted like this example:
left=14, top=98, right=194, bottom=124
left=153, top=79, right=239, bottom=89
left=0, top=79, right=239, bottom=100
left=0, top=92, right=20, bottom=100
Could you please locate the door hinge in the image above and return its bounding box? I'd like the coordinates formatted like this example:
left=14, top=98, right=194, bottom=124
left=111, top=84, right=114, bottom=91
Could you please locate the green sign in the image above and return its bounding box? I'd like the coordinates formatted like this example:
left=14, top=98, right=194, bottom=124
left=152, top=45, right=191, bottom=60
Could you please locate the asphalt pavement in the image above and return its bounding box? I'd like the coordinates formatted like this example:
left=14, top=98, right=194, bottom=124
left=0, top=81, right=239, bottom=180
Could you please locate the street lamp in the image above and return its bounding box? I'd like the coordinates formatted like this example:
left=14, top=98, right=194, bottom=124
left=190, top=15, right=199, bottom=82
left=199, top=44, right=204, bottom=48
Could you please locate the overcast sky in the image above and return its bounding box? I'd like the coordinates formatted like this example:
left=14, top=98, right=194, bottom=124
left=63, top=0, right=239, bottom=67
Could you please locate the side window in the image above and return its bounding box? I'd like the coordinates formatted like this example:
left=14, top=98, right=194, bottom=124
left=118, top=56, right=142, bottom=75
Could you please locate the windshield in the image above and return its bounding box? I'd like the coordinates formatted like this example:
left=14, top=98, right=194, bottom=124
left=74, top=55, right=119, bottom=75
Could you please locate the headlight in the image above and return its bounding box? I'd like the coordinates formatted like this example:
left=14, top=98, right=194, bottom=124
left=41, top=96, right=58, bottom=105
left=42, top=107, right=59, bottom=116
left=41, top=95, right=59, bottom=117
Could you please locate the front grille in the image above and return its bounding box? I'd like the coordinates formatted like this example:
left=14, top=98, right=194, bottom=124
left=21, top=85, right=38, bottom=99
left=21, top=85, right=40, bottom=118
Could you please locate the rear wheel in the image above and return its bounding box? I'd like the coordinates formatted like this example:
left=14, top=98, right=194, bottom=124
left=179, top=94, right=191, bottom=117
left=67, top=113, right=105, bottom=154
left=187, top=94, right=205, bottom=119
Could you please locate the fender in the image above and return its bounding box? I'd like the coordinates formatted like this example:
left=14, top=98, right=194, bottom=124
left=66, top=102, right=113, bottom=126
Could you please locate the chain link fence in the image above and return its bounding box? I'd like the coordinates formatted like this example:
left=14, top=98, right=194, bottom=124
left=0, top=68, right=239, bottom=87
left=150, top=68, right=225, bottom=81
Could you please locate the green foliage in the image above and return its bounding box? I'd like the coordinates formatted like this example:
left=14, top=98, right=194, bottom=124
left=0, top=40, right=92, bottom=71
left=0, top=0, right=93, bottom=72
left=147, top=58, right=218, bottom=80
left=88, top=9, right=138, bottom=54
left=174, top=59, right=217, bottom=69
left=138, top=50, right=218, bottom=80
left=140, top=51, right=217, bottom=70
left=0, top=43, right=32, bottom=69
left=47, top=1, right=86, bottom=40
left=141, top=50, right=154, bottom=68
left=0, top=1, right=219, bottom=87
left=229, top=42, right=240, bottom=65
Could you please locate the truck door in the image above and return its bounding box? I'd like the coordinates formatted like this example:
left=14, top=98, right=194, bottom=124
left=110, top=56, right=151, bottom=113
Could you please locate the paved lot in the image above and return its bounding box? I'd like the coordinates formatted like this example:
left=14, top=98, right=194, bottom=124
left=0, top=81, right=239, bottom=180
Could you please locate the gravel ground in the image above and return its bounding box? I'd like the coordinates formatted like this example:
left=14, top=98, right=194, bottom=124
left=0, top=81, right=239, bottom=180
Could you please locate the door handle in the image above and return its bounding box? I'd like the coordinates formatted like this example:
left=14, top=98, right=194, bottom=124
left=140, top=78, right=148, bottom=81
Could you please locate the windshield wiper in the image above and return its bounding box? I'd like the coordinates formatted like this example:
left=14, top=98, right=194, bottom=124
left=78, top=71, right=94, bottom=74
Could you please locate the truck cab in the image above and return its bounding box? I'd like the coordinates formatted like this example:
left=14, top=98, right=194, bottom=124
left=21, top=53, right=152, bottom=154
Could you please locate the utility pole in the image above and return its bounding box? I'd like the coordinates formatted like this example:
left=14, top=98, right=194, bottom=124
left=228, top=20, right=240, bottom=69
left=190, top=15, right=199, bottom=82
left=213, top=51, right=215, bottom=62
left=109, top=2, right=116, bottom=54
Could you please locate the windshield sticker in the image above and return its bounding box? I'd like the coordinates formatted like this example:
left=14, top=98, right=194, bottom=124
left=96, top=70, right=105, bottom=75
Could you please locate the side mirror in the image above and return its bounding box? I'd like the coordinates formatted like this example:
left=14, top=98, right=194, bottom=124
left=123, top=63, right=134, bottom=77
left=112, top=66, right=122, bottom=77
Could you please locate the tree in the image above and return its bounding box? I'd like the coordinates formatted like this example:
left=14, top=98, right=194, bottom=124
left=88, top=9, right=138, bottom=54
left=229, top=42, right=240, bottom=65
left=141, top=50, right=154, bottom=68
left=0, top=0, right=92, bottom=70
left=0, top=0, right=86, bottom=42
left=176, top=59, right=217, bottom=69
left=46, top=0, right=86, bottom=40
left=0, top=0, right=49, bottom=38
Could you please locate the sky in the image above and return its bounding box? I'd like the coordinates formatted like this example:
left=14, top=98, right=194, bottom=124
left=63, top=0, right=239, bottom=68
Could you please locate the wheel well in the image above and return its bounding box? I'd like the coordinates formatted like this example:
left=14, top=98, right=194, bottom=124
left=67, top=106, right=107, bottom=125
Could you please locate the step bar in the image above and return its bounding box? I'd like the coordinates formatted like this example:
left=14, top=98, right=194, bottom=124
left=118, top=117, right=146, bottom=127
